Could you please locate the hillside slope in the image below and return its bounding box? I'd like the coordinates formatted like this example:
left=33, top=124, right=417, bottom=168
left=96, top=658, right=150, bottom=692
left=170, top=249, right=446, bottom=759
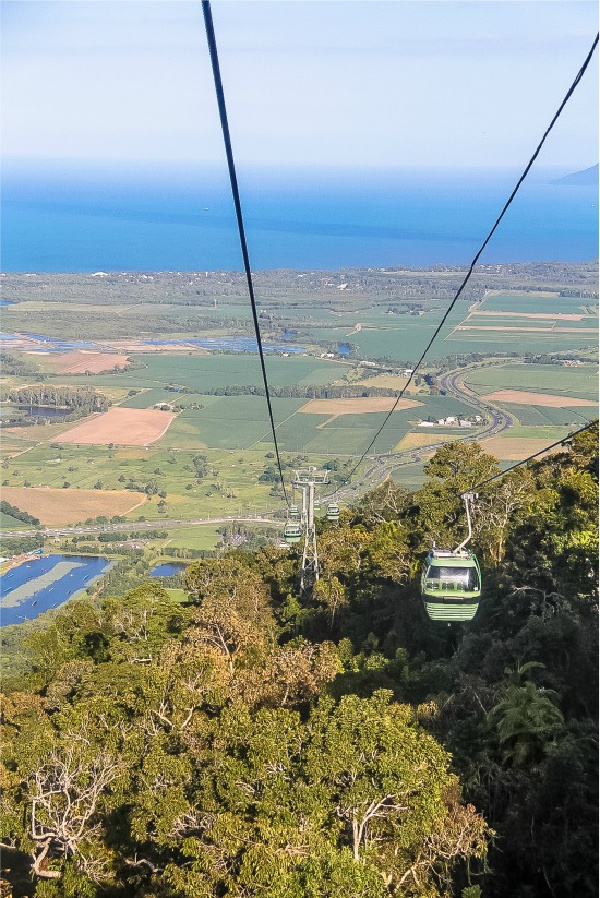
left=1, top=425, right=597, bottom=898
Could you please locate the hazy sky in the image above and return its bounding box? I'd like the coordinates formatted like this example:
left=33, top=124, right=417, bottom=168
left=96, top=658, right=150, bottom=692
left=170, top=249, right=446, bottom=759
left=1, top=0, right=598, bottom=170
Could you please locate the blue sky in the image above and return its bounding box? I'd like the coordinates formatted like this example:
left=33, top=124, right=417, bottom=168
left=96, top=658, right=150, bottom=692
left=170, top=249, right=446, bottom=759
left=1, top=1, right=598, bottom=170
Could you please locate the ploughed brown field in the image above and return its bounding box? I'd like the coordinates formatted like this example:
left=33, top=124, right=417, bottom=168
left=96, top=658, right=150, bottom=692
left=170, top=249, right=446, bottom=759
left=478, top=437, right=563, bottom=461
left=48, top=351, right=130, bottom=374
left=0, top=487, right=147, bottom=527
left=394, top=432, right=455, bottom=451
left=483, top=391, right=598, bottom=408
left=299, top=397, right=421, bottom=415
left=58, top=408, right=176, bottom=446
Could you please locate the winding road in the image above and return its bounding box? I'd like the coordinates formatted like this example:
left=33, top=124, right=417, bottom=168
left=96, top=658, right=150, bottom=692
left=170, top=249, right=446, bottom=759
left=334, top=363, right=513, bottom=499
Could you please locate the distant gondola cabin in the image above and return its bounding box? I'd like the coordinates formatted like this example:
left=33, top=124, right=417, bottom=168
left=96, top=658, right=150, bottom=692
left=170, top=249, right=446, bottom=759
left=326, top=502, right=340, bottom=521
left=283, top=521, right=302, bottom=544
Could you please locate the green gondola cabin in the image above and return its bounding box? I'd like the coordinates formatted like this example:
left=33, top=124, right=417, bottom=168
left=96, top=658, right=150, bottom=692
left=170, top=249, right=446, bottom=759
left=421, top=548, right=481, bottom=622
left=283, top=521, right=302, bottom=544
left=326, top=502, right=340, bottom=521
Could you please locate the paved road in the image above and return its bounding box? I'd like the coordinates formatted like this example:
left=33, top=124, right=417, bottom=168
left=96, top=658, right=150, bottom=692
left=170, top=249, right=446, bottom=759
left=3, top=515, right=281, bottom=540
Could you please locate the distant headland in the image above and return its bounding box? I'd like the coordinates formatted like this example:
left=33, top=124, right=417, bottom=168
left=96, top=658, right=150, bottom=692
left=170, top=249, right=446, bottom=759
left=552, top=164, right=599, bottom=186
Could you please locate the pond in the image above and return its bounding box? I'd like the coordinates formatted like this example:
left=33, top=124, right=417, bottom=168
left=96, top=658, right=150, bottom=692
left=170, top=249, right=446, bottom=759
left=0, top=554, right=112, bottom=627
left=15, top=405, right=73, bottom=419
left=1, top=333, right=102, bottom=351
left=150, top=562, right=188, bottom=578
left=143, top=337, right=306, bottom=353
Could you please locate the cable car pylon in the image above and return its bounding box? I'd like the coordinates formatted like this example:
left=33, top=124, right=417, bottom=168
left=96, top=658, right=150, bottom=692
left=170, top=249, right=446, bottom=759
left=292, top=467, right=329, bottom=596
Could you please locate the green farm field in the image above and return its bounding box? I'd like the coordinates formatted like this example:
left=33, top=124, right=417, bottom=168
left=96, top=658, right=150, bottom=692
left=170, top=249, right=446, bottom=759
left=120, top=388, right=188, bottom=409
left=303, top=307, right=463, bottom=361
left=152, top=393, right=476, bottom=455
left=492, top=405, right=595, bottom=427
left=479, top=292, right=598, bottom=315
left=442, top=331, right=596, bottom=356
left=440, top=291, right=599, bottom=356
left=464, top=362, right=599, bottom=400
left=302, top=294, right=598, bottom=362
left=494, top=425, right=572, bottom=441
left=46, top=354, right=349, bottom=393
left=130, top=354, right=349, bottom=390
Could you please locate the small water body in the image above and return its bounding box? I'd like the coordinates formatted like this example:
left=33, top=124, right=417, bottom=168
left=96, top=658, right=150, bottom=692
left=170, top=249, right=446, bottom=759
left=19, top=334, right=102, bottom=351
left=16, top=405, right=72, bottom=419
left=0, top=333, right=101, bottom=352
left=0, top=554, right=112, bottom=627
left=0, top=300, right=15, bottom=307
left=150, top=562, right=188, bottom=578
left=143, top=337, right=306, bottom=353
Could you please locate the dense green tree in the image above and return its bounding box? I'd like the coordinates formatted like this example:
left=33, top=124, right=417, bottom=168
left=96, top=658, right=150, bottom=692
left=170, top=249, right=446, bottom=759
left=1, top=425, right=597, bottom=898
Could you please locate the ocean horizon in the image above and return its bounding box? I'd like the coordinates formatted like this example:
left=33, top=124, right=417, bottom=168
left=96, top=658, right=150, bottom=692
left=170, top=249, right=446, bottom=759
left=1, top=160, right=597, bottom=272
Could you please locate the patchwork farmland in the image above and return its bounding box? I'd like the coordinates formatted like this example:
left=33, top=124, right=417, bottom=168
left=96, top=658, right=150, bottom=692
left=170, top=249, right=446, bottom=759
left=1, top=270, right=597, bottom=552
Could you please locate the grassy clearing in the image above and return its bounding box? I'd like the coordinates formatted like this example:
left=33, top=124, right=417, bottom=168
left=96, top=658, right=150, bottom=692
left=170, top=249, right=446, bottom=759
left=299, top=397, right=420, bottom=415
left=0, top=445, right=276, bottom=517
left=1, top=421, right=78, bottom=446
left=0, top=511, right=25, bottom=528
left=161, top=526, right=224, bottom=551
left=94, top=387, right=135, bottom=404
left=164, top=588, right=187, bottom=602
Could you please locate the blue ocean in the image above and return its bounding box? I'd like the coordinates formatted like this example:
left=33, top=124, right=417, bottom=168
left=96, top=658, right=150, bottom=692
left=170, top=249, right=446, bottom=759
left=1, top=160, right=597, bottom=272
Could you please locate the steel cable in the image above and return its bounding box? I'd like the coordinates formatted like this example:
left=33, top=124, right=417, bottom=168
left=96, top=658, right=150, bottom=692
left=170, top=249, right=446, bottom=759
left=334, top=33, right=599, bottom=494
left=202, top=0, right=289, bottom=505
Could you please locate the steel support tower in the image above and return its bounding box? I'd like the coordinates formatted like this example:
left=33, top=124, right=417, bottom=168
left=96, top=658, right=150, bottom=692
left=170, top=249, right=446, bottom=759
left=292, top=467, right=328, bottom=596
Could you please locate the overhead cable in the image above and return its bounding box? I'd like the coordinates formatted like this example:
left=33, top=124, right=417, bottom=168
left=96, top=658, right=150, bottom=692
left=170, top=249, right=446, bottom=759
left=202, top=0, right=289, bottom=505
left=337, top=32, right=599, bottom=491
